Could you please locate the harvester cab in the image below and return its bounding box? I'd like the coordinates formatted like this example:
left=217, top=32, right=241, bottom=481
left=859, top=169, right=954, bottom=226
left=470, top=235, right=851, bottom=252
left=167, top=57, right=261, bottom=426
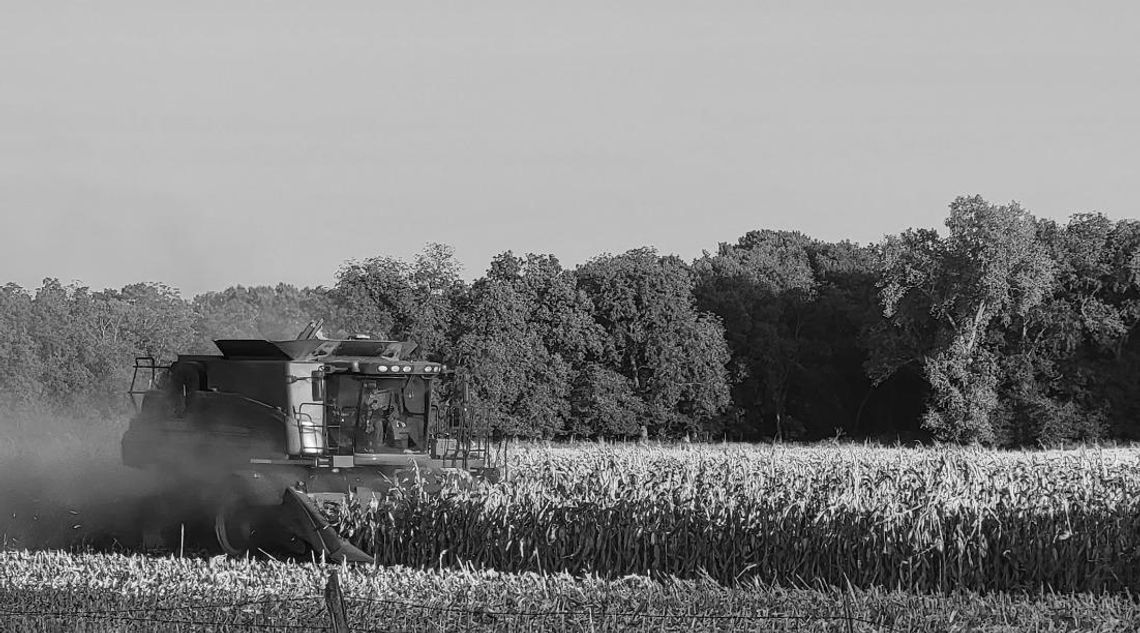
left=122, top=321, right=497, bottom=562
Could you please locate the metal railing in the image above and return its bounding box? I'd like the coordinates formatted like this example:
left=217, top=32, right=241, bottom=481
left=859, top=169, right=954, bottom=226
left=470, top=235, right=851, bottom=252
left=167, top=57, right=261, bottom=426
left=128, top=356, right=170, bottom=410
left=433, top=403, right=503, bottom=471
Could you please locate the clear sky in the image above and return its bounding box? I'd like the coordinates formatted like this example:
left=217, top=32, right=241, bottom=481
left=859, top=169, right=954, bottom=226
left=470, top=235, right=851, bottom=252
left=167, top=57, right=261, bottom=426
left=2, top=2, right=1138, bottom=296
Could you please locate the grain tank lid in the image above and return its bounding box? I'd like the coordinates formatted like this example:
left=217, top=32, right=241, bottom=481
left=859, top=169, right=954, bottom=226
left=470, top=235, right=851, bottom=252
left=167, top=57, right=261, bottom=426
left=213, top=339, right=332, bottom=360
left=213, top=338, right=413, bottom=361
left=328, top=339, right=416, bottom=360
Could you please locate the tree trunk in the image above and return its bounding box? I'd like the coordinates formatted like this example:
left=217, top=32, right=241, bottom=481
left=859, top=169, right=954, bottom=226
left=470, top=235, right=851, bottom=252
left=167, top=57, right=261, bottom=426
left=965, top=300, right=988, bottom=355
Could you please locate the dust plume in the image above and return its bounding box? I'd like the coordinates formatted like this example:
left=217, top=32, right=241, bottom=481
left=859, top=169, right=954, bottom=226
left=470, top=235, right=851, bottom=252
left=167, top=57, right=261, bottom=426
left=0, top=412, right=159, bottom=552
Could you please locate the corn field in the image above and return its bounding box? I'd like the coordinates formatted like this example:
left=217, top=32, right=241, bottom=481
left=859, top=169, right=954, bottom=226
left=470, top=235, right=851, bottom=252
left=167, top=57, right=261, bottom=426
left=328, top=444, right=1140, bottom=593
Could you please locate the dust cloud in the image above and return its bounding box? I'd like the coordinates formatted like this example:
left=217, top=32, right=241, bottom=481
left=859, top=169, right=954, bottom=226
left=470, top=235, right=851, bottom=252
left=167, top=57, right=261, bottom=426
left=0, top=413, right=161, bottom=552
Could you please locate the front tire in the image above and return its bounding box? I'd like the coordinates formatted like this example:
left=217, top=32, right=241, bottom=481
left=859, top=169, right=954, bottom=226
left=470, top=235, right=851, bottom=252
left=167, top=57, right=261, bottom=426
left=214, top=499, right=259, bottom=557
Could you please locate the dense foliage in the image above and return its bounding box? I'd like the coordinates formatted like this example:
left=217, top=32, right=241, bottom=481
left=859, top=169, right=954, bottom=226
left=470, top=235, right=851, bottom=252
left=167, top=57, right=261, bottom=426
left=4, top=196, right=1140, bottom=444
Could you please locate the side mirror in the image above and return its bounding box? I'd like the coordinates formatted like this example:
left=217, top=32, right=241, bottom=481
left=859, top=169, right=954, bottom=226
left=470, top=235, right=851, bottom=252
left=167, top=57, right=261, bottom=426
left=311, top=369, right=326, bottom=401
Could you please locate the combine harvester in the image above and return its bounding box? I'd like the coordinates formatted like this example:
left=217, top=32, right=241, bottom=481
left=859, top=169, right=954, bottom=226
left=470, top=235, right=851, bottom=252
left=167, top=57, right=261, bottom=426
left=121, top=320, right=497, bottom=562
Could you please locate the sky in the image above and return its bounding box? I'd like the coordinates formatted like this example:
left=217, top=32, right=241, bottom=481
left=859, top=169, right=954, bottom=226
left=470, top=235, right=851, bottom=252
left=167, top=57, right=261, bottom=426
left=2, top=1, right=1139, bottom=296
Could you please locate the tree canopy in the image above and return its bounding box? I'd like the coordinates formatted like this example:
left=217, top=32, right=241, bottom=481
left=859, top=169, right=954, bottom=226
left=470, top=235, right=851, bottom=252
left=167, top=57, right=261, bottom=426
left=5, top=196, right=1140, bottom=445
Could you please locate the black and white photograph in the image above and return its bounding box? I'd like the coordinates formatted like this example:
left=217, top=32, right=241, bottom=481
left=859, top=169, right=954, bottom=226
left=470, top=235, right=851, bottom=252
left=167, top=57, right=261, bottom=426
left=2, top=2, right=1139, bottom=631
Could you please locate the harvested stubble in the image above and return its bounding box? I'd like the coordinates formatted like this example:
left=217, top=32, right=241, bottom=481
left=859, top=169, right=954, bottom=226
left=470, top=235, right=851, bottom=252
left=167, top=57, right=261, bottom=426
left=3, top=550, right=1139, bottom=632
left=330, top=444, right=1140, bottom=593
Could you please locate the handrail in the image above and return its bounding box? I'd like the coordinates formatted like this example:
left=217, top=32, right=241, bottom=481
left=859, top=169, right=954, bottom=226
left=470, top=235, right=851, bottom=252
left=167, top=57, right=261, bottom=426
left=128, top=356, right=171, bottom=410
left=295, top=401, right=331, bottom=454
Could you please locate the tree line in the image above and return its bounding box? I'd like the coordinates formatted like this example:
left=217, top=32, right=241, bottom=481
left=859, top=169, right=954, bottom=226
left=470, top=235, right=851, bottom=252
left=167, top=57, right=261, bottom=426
left=4, top=195, right=1140, bottom=446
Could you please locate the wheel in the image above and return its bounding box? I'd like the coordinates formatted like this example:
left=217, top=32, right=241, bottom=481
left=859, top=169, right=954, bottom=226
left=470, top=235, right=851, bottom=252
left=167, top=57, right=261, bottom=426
left=214, top=499, right=259, bottom=557
left=215, top=500, right=307, bottom=558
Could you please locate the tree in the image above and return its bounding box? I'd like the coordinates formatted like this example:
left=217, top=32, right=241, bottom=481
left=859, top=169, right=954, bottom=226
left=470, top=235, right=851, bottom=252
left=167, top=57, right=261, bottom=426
left=83, top=283, right=196, bottom=415
left=693, top=231, right=816, bottom=439
left=0, top=284, right=43, bottom=409
left=568, top=364, right=647, bottom=437
left=998, top=214, right=1140, bottom=443
left=878, top=196, right=1055, bottom=443
left=332, top=243, right=463, bottom=361
left=489, top=253, right=605, bottom=368
left=0, top=279, right=197, bottom=418
left=98, top=283, right=196, bottom=359
left=453, top=269, right=570, bottom=437
left=694, top=232, right=884, bottom=440
left=26, top=279, right=101, bottom=414
left=577, top=248, right=730, bottom=436
left=192, top=284, right=334, bottom=352
left=452, top=253, right=608, bottom=437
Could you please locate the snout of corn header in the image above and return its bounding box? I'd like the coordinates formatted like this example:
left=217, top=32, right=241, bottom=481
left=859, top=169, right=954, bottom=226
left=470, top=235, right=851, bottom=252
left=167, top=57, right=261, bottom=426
left=281, top=488, right=373, bottom=564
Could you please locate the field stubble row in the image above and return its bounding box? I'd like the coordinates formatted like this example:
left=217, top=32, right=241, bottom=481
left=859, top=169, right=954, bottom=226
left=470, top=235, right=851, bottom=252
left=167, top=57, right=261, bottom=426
left=2, top=550, right=1138, bottom=632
